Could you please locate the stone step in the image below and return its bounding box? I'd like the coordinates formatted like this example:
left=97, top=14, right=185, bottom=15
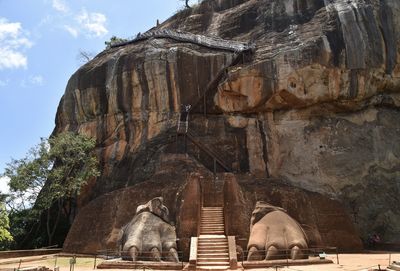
left=202, top=212, right=223, bottom=214
left=197, top=266, right=229, bottom=271
left=202, top=211, right=223, bottom=213
left=198, top=244, right=228, bottom=248
left=198, top=258, right=230, bottom=263
left=200, top=231, right=225, bottom=234
left=201, top=213, right=223, bottom=215
left=198, top=240, right=228, bottom=245
left=198, top=250, right=229, bottom=254
left=198, top=240, right=227, bottom=244
left=197, top=262, right=230, bottom=266
left=198, top=255, right=229, bottom=260
left=198, top=253, right=229, bottom=257
left=198, top=241, right=227, bottom=245
left=198, top=237, right=227, bottom=240
left=198, top=234, right=226, bottom=238
left=198, top=249, right=229, bottom=253
left=198, top=243, right=228, bottom=247
left=198, top=248, right=229, bottom=252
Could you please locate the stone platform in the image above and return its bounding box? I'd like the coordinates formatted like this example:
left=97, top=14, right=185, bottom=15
left=241, top=257, right=333, bottom=269
left=97, top=257, right=332, bottom=270
left=97, top=259, right=185, bottom=270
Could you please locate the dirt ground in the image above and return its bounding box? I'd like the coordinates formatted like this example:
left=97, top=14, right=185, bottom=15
left=0, top=252, right=398, bottom=271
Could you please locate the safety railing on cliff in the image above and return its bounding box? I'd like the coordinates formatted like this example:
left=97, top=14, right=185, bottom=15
left=191, top=50, right=250, bottom=115
left=176, top=119, right=232, bottom=173
left=186, top=130, right=232, bottom=172
left=110, top=28, right=254, bottom=116
left=109, top=28, right=255, bottom=53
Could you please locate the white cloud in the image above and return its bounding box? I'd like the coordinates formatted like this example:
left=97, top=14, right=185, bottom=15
left=20, top=75, right=45, bottom=88
left=0, top=18, right=33, bottom=70
left=0, top=176, right=10, bottom=195
left=64, top=25, right=78, bottom=38
left=76, top=9, right=108, bottom=37
left=30, top=75, right=44, bottom=85
left=52, top=0, right=69, bottom=13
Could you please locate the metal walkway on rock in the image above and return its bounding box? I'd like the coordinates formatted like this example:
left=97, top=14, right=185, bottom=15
left=110, top=28, right=254, bottom=53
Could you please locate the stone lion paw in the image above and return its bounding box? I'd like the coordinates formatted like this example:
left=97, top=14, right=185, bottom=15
left=119, top=197, right=179, bottom=262
left=247, top=201, right=308, bottom=261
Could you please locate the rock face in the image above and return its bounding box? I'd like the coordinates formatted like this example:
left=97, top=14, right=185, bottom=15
left=57, top=0, right=400, bottom=252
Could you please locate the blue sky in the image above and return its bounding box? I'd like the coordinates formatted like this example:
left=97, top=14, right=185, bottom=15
left=0, top=0, right=197, bottom=192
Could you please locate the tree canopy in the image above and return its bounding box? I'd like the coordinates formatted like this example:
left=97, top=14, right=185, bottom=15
left=0, top=202, right=13, bottom=250
left=3, top=132, right=100, bottom=248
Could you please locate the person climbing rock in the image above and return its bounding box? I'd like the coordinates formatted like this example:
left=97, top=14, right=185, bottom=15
left=180, top=104, right=191, bottom=122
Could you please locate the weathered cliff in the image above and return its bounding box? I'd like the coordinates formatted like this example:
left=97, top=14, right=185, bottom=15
left=57, top=0, right=400, bottom=252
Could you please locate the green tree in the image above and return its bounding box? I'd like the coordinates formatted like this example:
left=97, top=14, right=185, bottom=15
left=3, top=132, right=100, bottom=246
left=0, top=200, right=13, bottom=250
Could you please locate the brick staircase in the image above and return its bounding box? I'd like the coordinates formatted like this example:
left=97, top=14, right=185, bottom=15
left=197, top=207, right=230, bottom=270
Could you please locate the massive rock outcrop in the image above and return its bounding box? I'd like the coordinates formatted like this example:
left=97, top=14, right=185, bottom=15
left=57, top=0, right=400, bottom=252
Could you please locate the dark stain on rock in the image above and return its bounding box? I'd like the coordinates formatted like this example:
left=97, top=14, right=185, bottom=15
left=379, top=0, right=397, bottom=74
left=349, top=70, right=358, bottom=99
left=258, top=119, right=269, bottom=177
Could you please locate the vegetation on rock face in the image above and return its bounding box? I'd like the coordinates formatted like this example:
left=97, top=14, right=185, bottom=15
left=2, top=132, right=99, bottom=248
left=104, top=36, right=129, bottom=48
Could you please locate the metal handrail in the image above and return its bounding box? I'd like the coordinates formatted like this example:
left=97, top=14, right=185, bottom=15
left=236, top=246, right=339, bottom=267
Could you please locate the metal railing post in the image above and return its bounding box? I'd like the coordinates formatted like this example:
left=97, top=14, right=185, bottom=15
left=213, top=158, right=216, bottom=177
left=336, top=247, right=339, bottom=264
left=286, top=249, right=289, bottom=267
